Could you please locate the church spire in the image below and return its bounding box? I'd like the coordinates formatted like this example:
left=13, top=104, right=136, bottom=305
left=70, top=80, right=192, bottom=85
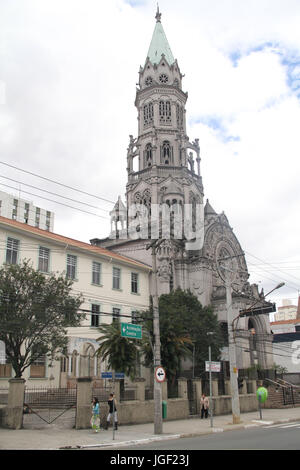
left=146, top=7, right=175, bottom=66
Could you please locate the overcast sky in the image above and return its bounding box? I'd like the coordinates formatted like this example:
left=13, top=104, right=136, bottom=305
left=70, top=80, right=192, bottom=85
left=0, top=0, right=300, bottom=311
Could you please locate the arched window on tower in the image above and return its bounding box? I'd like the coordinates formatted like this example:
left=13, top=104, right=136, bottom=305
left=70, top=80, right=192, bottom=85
left=159, top=100, right=171, bottom=124
left=144, top=102, right=153, bottom=128
left=176, top=103, right=183, bottom=129
left=190, top=195, right=197, bottom=232
left=161, top=141, right=173, bottom=165
left=142, top=189, right=151, bottom=217
left=144, top=143, right=153, bottom=168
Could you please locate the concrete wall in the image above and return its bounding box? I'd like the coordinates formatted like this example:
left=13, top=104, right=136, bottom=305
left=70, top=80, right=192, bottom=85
left=212, top=395, right=258, bottom=416
left=0, top=377, right=260, bottom=430
left=110, top=398, right=189, bottom=425
left=0, top=379, right=25, bottom=429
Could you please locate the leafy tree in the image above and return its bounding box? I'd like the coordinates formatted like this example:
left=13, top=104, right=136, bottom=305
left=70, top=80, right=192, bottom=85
left=141, top=289, right=225, bottom=383
left=0, top=260, right=84, bottom=378
left=95, top=320, right=140, bottom=380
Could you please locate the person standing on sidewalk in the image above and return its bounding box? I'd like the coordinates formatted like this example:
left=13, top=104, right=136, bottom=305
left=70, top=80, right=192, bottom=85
left=91, top=397, right=100, bottom=433
left=200, top=394, right=210, bottom=419
left=105, top=393, right=118, bottom=430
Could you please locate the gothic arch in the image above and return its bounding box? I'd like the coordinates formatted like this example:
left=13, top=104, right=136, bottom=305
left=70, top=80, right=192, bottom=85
left=143, top=101, right=154, bottom=127
left=247, top=316, right=267, bottom=368
left=161, top=140, right=173, bottom=164
left=80, top=342, right=96, bottom=377
left=144, top=143, right=153, bottom=167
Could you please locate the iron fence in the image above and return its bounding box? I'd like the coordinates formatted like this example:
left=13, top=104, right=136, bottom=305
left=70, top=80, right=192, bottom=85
left=24, top=386, right=77, bottom=408
left=167, top=381, right=178, bottom=399
left=92, top=386, right=111, bottom=403
left=0, top=388, right=8, bottom=405
left=145, top=387, right=154, bottom=401
left=120, top=385, right=137, bottom=402
left=283, top=386, right=300, bottom=406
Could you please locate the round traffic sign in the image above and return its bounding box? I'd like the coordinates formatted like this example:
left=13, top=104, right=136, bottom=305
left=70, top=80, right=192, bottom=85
left=155, top=366, right=166, bottom=383
left=256, top=387, right=268, bottom=403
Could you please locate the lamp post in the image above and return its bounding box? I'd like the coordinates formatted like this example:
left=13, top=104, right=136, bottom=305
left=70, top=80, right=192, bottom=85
left=229, top=281, right=285, bottom=424
left=232, top=282, right=285, bottom=335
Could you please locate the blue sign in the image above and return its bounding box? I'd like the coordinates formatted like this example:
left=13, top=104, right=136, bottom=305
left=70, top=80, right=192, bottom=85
left=101, top=372, right=125, bottom=379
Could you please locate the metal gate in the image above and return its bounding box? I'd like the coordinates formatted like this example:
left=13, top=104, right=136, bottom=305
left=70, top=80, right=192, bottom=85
left=23, top=386, right=77, bottom=429
left=283, top=386, right=300, bottom=406
left=187, top=380, right=197, bottom=415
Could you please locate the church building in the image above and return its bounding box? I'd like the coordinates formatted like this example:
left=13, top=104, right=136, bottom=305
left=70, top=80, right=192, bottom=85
left=91, top=8, right=274, bottom=373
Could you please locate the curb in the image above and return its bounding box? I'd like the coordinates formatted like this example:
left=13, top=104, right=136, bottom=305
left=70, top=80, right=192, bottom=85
left=60, top=434, right=182, bottom=450
left=55, top=416, right=300, bottom=450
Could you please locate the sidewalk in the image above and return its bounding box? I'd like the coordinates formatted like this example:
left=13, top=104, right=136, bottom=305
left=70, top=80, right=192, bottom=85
left=1, top=407, right=300, bottom=450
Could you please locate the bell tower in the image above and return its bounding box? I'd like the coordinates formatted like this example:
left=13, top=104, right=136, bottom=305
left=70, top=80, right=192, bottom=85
left=126, top=7, right=203, bottom=223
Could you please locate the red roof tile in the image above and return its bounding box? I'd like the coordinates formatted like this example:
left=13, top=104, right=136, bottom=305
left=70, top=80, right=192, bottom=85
left=270, top=319, right=300, bottom=325
left=0, top=216, right=151, bottom=271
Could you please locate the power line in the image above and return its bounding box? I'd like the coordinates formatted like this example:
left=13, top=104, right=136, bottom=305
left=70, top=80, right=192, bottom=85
left=234, top=343, right=293, bottom=360
left=246, top=251, right=300, bottom=287
left=0, top=160, right=115, bottom=204
left=248, top=267, right=299, bottom=292
left=0, top=182, right=110, bottom=220
left=0, top=175, right=110, bottom=213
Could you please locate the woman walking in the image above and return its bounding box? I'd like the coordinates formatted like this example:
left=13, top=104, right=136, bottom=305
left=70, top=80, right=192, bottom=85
left=91, top=397, right=100, bottom=432
left=105, top=393, right=118, bottom=430
left=200, top=394, right=210, bottom=419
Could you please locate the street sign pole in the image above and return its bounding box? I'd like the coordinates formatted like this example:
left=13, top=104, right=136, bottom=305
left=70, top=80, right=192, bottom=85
left=209, top=346, right=213, bottom=428
left=112, top=370, right=115, bottom=440
left=259, top=394, right=262, bottom=420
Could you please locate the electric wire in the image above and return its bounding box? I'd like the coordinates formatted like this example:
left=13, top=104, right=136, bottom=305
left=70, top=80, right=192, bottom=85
left=0, top=182, right=110, bottom=220
left=0, top=175, right=110, bottom=213
left=246, top=251, right=300, bottom=288
left=0, top=160, right=115, bottom=204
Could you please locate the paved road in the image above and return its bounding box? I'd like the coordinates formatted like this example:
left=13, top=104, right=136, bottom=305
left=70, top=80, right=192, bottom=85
left=119, top=421, right=300, bottom=450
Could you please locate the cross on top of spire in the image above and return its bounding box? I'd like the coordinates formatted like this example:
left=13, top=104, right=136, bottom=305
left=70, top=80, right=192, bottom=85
left=155, top=4, right=161, bottom=23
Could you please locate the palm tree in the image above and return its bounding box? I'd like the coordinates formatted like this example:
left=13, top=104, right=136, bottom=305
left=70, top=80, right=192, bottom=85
left=140, top=304, right=192, bottom=385
left=95, top=320, right=140, bottom=380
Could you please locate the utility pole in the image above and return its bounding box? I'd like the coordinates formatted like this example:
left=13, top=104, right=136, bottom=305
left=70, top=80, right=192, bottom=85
left=146, top=239, right=165, bottom=434
left=208, top=345, right=213, bottom=428
left=225, top=270, right=241, bottom=424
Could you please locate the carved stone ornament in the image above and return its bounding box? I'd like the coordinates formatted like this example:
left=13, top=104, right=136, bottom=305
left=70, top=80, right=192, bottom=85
left=157, top=259, right=172, bottom=280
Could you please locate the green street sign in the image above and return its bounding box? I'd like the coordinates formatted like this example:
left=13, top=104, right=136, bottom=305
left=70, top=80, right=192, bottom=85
left=121, top=322, right=142, bottom=339
left=256, top=387, right=268, bottom=403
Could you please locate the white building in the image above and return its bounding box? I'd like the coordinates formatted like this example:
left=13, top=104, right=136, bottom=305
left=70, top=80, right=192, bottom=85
left=0, top=215, right=151, bottom=387
left=270, top=317, right=300, bottom=373
left=274, top=298, right=299, bottom=322
left=0, top=190, right=54, bottom=232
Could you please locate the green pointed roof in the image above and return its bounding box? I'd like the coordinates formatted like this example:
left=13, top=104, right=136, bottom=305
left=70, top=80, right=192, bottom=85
left=146, top=10, right=175, bottom=66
